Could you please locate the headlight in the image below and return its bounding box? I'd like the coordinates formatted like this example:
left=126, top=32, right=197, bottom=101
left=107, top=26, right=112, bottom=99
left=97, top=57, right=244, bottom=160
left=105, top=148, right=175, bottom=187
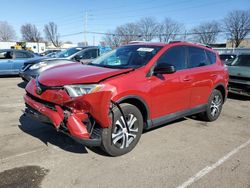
left=29, top=62, right=47, bottom=70
left=64, top=84, right=103, bottom=97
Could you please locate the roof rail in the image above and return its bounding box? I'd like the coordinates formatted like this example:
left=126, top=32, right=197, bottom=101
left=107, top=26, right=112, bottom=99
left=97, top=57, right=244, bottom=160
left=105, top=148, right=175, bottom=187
left=168, top=40, right=212, bottom=49
left=168, top=40, right=182, bottom=44
left=193, top=42, right=212, bottom=49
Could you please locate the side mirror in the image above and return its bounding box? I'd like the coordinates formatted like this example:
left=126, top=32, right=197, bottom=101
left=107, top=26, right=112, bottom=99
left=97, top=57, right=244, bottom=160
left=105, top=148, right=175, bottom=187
left=154, top=63, right=176, bottom=74
left=73, top=55, right=81, bottom=62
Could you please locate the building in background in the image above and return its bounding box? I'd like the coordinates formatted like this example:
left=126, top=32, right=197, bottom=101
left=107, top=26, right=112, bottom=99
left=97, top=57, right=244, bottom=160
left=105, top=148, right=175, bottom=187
left=226, top=38, right=250, bottom=48
left=46, top=42, right=77, bottom=49
left=0, top=41, right=45, bottom=53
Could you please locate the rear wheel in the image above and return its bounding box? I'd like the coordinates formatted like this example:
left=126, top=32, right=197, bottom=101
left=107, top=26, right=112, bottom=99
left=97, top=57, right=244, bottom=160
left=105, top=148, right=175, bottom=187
left=101, top=103, right=143, bottom=156
left=199, top=89, right=223, bottom=122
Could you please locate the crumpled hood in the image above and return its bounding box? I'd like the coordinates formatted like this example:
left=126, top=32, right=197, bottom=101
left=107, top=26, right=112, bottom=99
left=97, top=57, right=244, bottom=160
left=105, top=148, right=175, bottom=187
left=38, top=63, right=132, bottom=86
left=228, top=66, right=250, bottom=78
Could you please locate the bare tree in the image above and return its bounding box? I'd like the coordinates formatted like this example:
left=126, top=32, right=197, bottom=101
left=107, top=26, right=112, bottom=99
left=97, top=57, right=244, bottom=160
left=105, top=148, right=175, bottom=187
left=0, top=21, right=16, bottom=41
left=116, top=23, right=141, bottom=44
left=102, top=31, right=122, bottom=48
left=157, top=18, right=184, bottom=43
left=44, top=22, right=61, bottom=47
left=191, top=21, right=220, bottom=44
left=224, top=10, right=250, bottom=47
left=137, top=17, right=159, bottom=41
left=21, top=23, right=42, bottom=42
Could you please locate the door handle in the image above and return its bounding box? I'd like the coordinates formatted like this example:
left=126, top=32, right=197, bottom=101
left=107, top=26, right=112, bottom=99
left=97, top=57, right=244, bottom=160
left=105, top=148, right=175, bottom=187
left=210, top=74, right=217, bottom=77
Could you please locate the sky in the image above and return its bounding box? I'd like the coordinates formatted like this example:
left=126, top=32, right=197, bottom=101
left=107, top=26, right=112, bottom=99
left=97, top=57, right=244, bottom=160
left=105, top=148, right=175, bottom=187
left=0, top=0, right=249, bottom=45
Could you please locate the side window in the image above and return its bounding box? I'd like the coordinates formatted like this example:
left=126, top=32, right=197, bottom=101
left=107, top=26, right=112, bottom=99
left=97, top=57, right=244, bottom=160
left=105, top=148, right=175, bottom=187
left=188, top=47, right=210, bottom=68
left=80, top=49, right=98, bottom=59
left=15, top=51, right=32, bottom=58
left=206, top=50, right=216, bottom=64
left=0, top=51, right=13, bottom=59
left=157, top=46, right=186, bottom=71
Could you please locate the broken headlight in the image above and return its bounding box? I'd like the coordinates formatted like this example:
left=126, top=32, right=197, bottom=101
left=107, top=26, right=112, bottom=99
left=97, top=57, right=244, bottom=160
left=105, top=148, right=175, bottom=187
left=64, top=84, right=103, bottom=97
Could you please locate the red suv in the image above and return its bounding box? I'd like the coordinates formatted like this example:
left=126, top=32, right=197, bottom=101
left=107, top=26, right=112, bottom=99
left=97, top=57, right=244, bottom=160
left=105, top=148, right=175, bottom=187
left=24, top=42, right=228, bottom=156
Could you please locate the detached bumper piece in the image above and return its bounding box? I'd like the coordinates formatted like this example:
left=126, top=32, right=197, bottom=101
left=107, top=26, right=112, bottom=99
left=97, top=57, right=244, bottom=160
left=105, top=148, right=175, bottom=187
left=24, top=94, right=102, bottom=147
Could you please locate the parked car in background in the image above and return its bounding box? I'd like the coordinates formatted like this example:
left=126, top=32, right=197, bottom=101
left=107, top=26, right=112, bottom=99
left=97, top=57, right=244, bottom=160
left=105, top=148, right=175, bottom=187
left=228, top=54, right=250, bottom=96
left=19, top=46, right=100, bottom=81
left=44, top=51, right=61, bottom=58
left=40, top=49, right=61, bottom=56
left=24, top=42, right=228, bottom=156
left=0, top=49, right=40, bottom=75
left=219, top=54, right=237, bottom=65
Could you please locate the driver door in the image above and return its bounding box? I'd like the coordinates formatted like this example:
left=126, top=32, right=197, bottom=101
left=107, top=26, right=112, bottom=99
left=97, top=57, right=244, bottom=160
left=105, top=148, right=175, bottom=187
left=148, top=45, right=192, bottom=119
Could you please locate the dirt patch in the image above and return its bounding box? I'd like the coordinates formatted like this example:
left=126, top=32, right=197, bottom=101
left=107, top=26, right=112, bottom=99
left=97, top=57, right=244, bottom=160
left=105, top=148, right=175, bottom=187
left=0, top=166, right=49, bottom=188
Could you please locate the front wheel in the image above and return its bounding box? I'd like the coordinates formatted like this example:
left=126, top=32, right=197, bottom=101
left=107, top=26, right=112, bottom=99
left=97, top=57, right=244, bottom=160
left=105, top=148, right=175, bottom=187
left=101, top=103, right=143, bottom=156
left=199, top=89, right=223, bottom=122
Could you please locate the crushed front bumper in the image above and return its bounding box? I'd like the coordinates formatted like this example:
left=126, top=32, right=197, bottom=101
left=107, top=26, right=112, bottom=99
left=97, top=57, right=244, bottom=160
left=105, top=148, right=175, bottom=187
left=24, top=95, right=102, bottom=147
left=23, top=80, right=112, bottom=147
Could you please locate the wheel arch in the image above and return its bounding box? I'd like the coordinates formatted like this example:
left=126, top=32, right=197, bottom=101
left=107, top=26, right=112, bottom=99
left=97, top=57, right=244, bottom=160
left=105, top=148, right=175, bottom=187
left=116, top=95, right=150, bottom=127
left=213, top=83, right=227, bottom=103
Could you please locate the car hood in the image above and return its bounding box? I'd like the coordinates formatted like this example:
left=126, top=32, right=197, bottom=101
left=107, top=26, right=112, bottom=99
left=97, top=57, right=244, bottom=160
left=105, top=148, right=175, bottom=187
left=38, top=63, right=133, bottom=86
left=228, top=66, right=250, bottom=78
left=23, top=56, right=52, bottom=65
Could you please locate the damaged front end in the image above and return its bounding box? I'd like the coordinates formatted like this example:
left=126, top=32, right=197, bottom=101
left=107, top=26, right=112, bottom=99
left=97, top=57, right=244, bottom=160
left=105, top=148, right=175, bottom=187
left=24, top=79, right=112, bottom=147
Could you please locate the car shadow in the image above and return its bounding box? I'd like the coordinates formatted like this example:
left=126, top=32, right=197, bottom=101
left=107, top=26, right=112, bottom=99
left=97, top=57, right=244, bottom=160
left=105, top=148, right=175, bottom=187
left=227, top=93, right=250, bottom=101
left=19, top=114, right=88, bottom=154
left=17, top=81, right=27, bottom=89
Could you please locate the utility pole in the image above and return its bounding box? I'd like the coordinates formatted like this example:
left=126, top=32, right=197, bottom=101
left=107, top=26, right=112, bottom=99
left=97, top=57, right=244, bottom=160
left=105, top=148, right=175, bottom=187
left=184, top=30, right=187, bottom=41
left=84, top=10, right=88, bottom=46
left=93, top=35, right=95, bottom=46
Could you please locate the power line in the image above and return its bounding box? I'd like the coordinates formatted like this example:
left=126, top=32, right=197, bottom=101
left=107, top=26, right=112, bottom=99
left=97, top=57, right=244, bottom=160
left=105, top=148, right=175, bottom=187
left=60, top=29, right=250, bottom=38
left=90, top=0, right=231, bottom=21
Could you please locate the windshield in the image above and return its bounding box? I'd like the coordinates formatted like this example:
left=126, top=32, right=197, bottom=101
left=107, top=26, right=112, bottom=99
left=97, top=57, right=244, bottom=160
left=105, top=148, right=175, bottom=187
left=231, top=55, right=250, bottom=67
left=90, top=45, right=162, bottom=69
left=56, top=48, right=82, bottom=58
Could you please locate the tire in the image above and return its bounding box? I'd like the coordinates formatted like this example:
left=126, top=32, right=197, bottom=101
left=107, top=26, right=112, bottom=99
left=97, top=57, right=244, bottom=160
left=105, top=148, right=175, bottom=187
left=101, top=103, right=143, bottom=156
left=199, top=89, right=223, bottom=122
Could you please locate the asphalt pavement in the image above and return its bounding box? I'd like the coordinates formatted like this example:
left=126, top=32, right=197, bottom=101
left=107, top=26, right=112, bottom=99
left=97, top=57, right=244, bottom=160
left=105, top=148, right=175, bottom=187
left=0, top=77, right=250, bottom=188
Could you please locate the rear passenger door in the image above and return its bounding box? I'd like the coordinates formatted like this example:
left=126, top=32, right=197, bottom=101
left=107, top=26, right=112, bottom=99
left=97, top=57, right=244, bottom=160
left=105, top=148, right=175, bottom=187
left=187, top=46, right=217, bottom=107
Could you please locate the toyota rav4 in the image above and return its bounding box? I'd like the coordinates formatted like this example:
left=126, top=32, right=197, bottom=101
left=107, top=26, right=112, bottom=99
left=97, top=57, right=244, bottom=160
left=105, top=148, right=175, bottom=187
left=24, top=42, right=228, bottom=156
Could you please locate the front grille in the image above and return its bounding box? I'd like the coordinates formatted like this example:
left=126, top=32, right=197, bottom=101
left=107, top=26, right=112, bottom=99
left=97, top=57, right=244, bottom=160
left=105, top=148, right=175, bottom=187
left=21, top=64, right=32, bottom=71
left=229, top=75, right=250, bottom=82
left=26, top=92, right=57, bottom=111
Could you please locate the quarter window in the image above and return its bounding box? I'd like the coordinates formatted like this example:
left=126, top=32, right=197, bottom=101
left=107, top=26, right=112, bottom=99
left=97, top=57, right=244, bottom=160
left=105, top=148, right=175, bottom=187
left=157, top=46, right=186, bottom=70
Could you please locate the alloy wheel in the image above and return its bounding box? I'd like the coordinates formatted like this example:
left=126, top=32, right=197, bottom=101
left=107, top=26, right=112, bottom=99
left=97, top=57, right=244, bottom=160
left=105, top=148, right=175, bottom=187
left=210, top=94, right=222, bottom=117
left=111, top=114, right=138, bottom=149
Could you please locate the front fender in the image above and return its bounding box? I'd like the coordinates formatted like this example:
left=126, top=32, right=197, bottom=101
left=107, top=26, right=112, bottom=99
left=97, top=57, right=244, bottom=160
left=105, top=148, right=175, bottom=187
left=64, top=91, right=112, bottom=128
